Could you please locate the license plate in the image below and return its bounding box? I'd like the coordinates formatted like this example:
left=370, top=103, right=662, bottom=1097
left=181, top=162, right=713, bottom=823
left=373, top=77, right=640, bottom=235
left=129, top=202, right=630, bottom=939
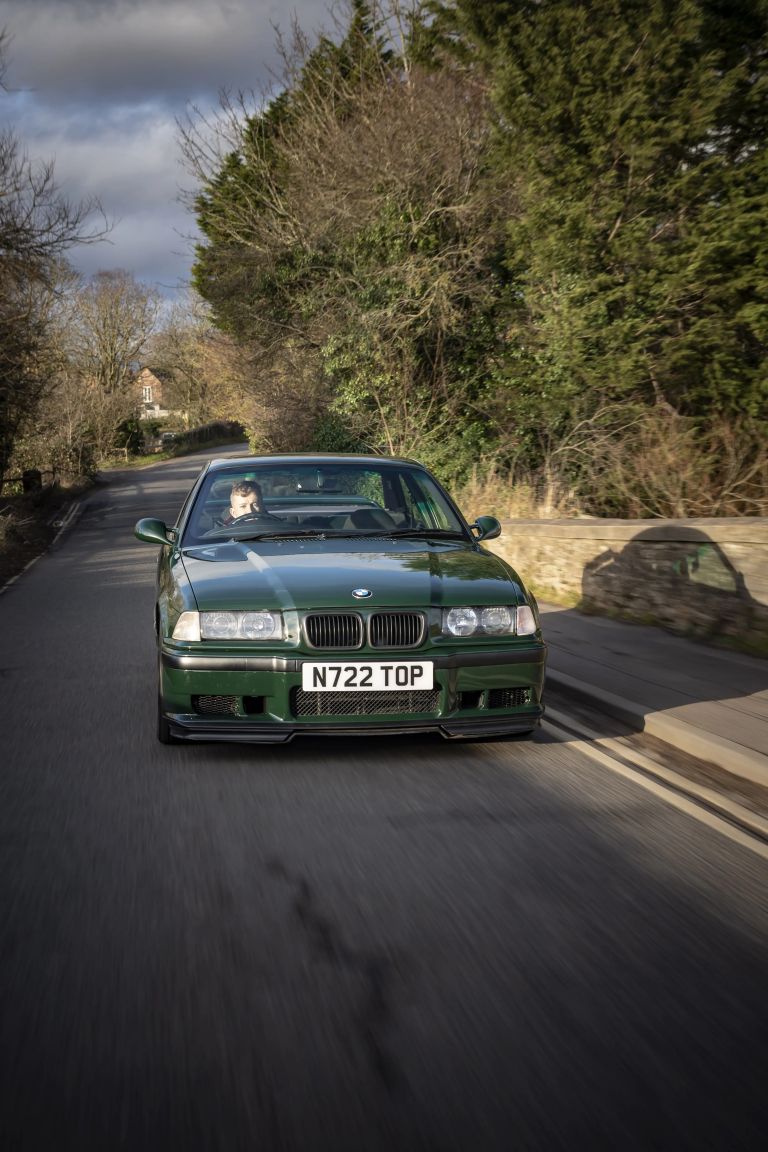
left=302, top=661, right=433, bottom=692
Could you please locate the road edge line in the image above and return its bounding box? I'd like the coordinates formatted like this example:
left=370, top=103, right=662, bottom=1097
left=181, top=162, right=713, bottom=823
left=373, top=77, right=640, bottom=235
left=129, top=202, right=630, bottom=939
left=0, top=499, right=82, bottom=598
left=544, top=707, right=768, bottom=859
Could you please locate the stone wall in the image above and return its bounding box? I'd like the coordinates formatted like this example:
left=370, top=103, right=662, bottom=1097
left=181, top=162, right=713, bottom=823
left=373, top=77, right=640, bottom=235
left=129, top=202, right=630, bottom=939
left=488, top=519, right=768, bottom=651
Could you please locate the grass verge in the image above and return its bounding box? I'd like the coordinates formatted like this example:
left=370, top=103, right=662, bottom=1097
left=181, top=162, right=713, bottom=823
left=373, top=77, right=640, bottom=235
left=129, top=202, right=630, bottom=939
left=0, top=485, right=87, bottom=590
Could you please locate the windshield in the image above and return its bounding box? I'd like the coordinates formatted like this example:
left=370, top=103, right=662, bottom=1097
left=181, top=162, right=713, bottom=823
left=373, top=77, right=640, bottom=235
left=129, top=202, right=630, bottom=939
left=181, top=461, right=467, bottom=546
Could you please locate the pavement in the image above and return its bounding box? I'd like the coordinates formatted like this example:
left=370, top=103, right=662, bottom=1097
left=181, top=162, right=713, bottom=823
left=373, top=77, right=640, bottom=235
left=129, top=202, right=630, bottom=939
left=540, top=603, right=768, bottom=787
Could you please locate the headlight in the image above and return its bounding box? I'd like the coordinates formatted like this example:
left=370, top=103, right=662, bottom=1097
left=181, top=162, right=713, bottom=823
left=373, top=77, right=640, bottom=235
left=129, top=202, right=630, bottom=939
left=202, top=611, right=238, bottom=639
left=442, top=605, right=537, bottom=638
left=240, top=611, right=282, bottom=640
left=480, top=606, right=513, bottom=634
left=444, top=607, right=479, bottom=637
left=201, top=610, right=282, bottom=640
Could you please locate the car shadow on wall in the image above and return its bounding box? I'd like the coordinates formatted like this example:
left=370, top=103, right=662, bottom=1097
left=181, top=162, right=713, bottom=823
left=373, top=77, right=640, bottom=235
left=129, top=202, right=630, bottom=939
left=581, top=527, right=766, bottom=641
left=538, top=526, right=768, bottom=755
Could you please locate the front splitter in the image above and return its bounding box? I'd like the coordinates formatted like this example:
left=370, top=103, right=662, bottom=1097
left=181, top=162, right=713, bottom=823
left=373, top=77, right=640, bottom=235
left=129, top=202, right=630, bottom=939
left=165, top=712, right=543, bottom=743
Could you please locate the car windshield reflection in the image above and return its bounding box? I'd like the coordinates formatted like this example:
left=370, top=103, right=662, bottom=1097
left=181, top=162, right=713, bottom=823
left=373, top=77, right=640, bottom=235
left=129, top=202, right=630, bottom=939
left=182, top=461, right=468, bottom=546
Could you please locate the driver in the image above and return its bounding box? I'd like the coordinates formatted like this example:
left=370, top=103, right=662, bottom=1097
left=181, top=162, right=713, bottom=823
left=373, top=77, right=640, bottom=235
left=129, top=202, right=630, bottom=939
left=217, top=480, right=272, bottom=525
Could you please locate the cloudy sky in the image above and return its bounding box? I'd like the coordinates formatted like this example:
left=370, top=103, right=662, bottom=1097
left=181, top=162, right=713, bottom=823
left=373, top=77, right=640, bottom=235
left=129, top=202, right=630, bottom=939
left=0, top=0, right=331, bottom=296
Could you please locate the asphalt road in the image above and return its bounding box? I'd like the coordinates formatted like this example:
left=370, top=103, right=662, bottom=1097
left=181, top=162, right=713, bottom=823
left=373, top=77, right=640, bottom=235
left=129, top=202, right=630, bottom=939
left=1, top=451, right=767, bottom=1152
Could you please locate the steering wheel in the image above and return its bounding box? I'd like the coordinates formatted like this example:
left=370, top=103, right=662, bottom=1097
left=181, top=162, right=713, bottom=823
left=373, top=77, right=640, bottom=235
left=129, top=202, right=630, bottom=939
left=231, top=511, right=279, bottom=524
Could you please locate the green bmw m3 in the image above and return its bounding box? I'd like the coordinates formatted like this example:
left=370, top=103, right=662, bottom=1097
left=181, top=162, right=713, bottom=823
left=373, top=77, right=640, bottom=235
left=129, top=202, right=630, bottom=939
left=135, top=454, right=546, bottom=744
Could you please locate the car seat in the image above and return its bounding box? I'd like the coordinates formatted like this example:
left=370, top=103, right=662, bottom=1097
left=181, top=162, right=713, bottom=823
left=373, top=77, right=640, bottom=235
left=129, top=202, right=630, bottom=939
left=349, top=508, right=395, bottom=530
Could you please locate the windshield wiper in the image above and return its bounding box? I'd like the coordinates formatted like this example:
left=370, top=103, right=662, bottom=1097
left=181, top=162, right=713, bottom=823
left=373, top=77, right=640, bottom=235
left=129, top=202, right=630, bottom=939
left=235, top=528, right=387, bottom=541
left=193, top=527, right=467, bottom=544
left=386, top=529, right=467, bottom=540
left=234, top=530, right=323, bottom=540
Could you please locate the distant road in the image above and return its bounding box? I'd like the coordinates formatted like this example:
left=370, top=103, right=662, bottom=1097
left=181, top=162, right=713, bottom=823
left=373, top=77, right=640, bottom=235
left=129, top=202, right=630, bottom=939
left=1, top=449, right=767, bottom=1151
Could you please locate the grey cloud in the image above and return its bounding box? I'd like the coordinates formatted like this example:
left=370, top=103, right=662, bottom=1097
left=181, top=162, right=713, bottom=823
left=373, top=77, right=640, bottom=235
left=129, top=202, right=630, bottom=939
left=75, top=208, right=195, bottom=293
left=26, top=107, right=183, bottom=208
left=0, top=0, right=330, bottom=109
left=0, top=0, right=335, bottom=290
left=21, top=103, right=197, bottom=287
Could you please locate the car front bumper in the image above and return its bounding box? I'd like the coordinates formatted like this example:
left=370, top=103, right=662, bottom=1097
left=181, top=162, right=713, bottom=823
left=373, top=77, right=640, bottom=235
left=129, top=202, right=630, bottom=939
left=159, top=644, right=547, bottom=743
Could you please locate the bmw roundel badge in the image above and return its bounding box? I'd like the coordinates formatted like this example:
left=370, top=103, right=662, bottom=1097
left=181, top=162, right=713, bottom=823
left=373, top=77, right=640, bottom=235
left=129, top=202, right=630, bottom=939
left=352, top=588, right=373, bottom=599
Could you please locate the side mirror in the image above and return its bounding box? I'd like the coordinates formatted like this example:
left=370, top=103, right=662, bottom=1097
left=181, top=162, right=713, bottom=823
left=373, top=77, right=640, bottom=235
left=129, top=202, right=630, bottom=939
left=470, top=515, right=501, bottom=542
left=135, top=517, right=172, bottom=545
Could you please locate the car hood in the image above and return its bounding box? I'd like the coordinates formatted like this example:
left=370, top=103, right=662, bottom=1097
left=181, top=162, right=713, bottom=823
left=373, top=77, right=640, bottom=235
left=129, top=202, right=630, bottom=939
left=180, top=538, right=524, bottom=611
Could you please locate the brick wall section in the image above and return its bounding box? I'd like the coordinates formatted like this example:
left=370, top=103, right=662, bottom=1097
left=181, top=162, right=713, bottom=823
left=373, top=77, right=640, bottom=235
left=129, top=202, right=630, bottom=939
left=487, top=519, right=768, bottom=648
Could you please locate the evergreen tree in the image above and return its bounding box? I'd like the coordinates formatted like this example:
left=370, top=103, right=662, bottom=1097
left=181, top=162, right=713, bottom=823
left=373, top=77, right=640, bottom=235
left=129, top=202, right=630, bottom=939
left=430, top=0, right=767, bottom=465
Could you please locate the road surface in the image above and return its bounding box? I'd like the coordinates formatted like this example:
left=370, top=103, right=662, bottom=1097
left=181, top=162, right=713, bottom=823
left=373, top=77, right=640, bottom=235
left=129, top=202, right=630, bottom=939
left=1, top=451, right=766, bottom=1151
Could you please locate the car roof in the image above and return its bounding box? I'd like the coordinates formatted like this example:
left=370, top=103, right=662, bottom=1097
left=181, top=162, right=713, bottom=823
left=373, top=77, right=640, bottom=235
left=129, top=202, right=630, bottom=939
left=206, top=453, right=424, bottom=472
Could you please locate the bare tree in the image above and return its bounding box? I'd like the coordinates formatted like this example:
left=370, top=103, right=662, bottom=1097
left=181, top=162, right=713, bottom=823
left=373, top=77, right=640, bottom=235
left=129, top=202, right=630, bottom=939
left=146, top=300, right=216, bottom=429
left=59, top=270, right=162, bottom=463
left=0, top=28, right=108, bottom=488
left=180, top=1, right=503, bottom=468
left=66, top=270, right=161, bottom=392
left=594, top=410, right=768, bottom=518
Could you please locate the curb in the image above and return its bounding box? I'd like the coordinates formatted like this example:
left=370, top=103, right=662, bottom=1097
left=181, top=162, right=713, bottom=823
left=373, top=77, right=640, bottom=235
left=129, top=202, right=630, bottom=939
left=546, top=668, right=768, bottom=789
left=545, top=706, right=768, bottom=848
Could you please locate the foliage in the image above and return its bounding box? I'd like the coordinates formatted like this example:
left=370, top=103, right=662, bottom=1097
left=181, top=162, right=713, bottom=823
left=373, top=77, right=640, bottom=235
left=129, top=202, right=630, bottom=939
left=428, top=0, right=768, bottom=461
left=183, top=1, right=505, bottom=477
left=183, top=0, right=767, bottom=515
left=140, top=417, right=164, bottom=440
left=145, top=301, right=217, bottom=427
left=115, top=417, right=143, bottom=456
left=6, top=269, right=163, bottom=481
left=593, top=411, right=768, bottom=517
left=0, top=31, right=107, bottom=490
